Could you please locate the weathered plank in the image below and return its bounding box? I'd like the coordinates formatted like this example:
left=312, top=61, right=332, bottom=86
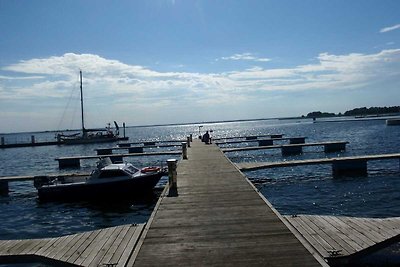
left=284, top=215, right=400, bottom=262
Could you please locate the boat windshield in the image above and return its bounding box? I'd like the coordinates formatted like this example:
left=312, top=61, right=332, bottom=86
left=124, top=165, right=139, bottom=175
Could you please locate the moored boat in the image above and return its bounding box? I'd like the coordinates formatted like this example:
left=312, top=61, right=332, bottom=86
left=56, top=71, right=128, bottom=145
left=34, top=158, right=165, bottom=201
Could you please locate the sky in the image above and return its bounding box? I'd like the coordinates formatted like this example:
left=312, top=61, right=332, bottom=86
left=1, top=0, right=400, bottom=133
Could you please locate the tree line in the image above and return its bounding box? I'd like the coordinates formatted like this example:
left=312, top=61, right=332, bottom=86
left=304, top=106, right=400, bottom=118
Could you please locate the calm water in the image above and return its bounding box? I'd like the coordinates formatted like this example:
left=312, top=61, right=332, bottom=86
left=0, top=118, right=400, bottom=265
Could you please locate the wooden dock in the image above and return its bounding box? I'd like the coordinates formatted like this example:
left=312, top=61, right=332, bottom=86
left=284, top=215, right=400, bottom=266
left=216, top=136, right=306, bottom=145
left=2, top=140, right=400, bottom=266
left=235, top=153, right=400, bottom=176
left=131, top=139, right=326, bottom=266
left=0, top=224, right=145, bottom=266
left=222, top=141, right=348, bottom=155
left=213, top=134, right=283, bottom=141
left=56, top=151, right=181, bottom=169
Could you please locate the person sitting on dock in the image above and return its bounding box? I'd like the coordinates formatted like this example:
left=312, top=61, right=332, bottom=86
left=202, top=131, right=211, bottom=144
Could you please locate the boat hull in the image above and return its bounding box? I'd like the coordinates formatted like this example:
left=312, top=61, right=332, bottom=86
left=37, top=172, right=163, bottom=202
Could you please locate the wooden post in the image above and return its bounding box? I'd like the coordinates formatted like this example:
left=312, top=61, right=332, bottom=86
left=187, top=136, right=191, bottom=147
left=31, top=135, right=35, bottom=144
left=1, top=137, right=4, bottom=146
left=182, top=142, right=188, bottom=159
left=190, top=134, right=193, bottom=142
left=123, top=122, right=126, bottom=138
left=167, top=159, right=178, bottom=189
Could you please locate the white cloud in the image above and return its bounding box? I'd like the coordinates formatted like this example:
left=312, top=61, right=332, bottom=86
left=219, top=53, right=271, bottom=62
left=380, top=24, right=400, bottom=33
left=1, top=49, right=400, bottom=104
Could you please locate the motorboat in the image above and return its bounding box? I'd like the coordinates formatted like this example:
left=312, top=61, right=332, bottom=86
left=34, top=158, right=166, bottom=201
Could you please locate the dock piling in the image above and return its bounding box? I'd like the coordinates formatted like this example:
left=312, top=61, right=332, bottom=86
left=1, top=137, right=4, bottom=146
left=31, top=135, right=35, bottom=144
left=181, top=142, right=188, bottom=159
left=167, top=159, right=178, bottom=190
left=186, top=136, right=191, bottom=147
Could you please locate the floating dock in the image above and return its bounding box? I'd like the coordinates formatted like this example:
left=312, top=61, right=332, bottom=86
left=235, top=153, right=400, bottom=176
left=284, top=215, right=400, bottom=266
left=0, top=224, right=145, bottom=266
left=222, top=141, right=348, bottom=155
left=55, top=151, right=181, bottom=169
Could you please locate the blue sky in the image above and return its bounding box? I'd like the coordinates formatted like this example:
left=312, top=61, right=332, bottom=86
left=1, top=0, right=400, bottom=132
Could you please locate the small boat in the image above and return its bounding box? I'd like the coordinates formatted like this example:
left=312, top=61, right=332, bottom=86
left=34, top=158, right=166, bottom=201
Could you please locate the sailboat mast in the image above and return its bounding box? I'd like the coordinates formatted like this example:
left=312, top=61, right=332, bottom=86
left=80, top=70, right=85, bottom=134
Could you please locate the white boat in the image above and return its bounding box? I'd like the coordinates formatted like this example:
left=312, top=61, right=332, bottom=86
left=56, top=71, right=127, bottom=144
left=34, top=158, right=165, bottom=201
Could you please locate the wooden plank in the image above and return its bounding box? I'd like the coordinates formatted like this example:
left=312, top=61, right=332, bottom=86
left=324, top=216, right=369, bottom=252
left=42, top=236, right=69, bottom=258
left=0, top=240, right=20, bottom=255
left=285, top=216, right=334, bottom=258
left=87, top=225, right=126, bottom=267
left=108, top=225, right=140, bottom=265
left=118, top=224, right=145, bottom=267
left=59, top=231, right=93, bottom=262
left=66, top=229, right=103, bottom=264
left=50, top=233, right=80, bottom=260
left=21, top=238, right=52, bottom=255
left=334, top=216, right=376, bottom=248
left=74, top=227, right=116, bottom=266
left=96, top=225, right=132, bottom=266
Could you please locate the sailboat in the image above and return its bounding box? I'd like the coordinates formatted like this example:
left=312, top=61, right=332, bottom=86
left=56, top=71, right=128, bottom=144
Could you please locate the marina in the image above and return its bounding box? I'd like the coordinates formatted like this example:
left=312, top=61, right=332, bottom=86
left=0, top=139, right=400, bottom=266
left=0, top=119, right=399, bottom=266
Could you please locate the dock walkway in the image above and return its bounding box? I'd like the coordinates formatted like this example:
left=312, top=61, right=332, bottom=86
left=131, top=139, right=326, bottom=266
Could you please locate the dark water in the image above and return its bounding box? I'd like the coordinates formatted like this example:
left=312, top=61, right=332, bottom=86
left=1, top=118, right=400, bottom=266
